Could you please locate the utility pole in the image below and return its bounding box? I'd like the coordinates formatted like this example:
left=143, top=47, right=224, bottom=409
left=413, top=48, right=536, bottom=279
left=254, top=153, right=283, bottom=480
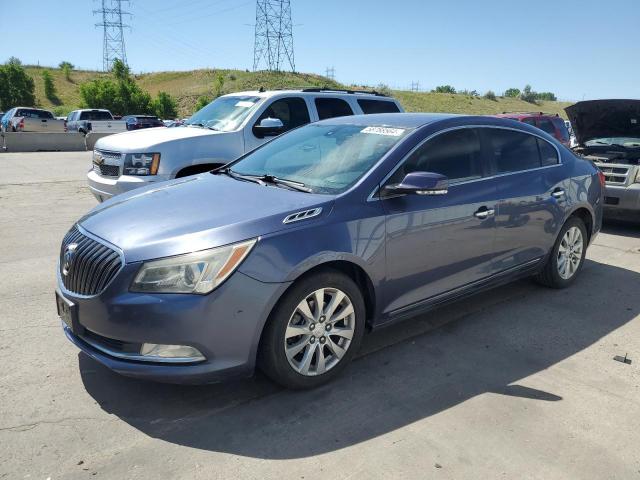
left=325, top=67, right=335, bottom=81
left=253, top=0, right=295, bottom=72
left=94, top=0, right=130, bottom=72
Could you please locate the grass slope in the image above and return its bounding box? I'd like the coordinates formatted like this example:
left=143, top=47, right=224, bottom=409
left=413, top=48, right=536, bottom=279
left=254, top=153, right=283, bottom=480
left=24, top=66, right=572, bottom=118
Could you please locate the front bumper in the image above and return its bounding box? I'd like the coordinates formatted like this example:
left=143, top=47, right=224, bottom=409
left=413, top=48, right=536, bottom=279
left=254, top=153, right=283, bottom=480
left=603, top=184, right=640, bottom=221
left=87, top=170, right=172, bottom=202
left=58, top=264, right=289, bottom=384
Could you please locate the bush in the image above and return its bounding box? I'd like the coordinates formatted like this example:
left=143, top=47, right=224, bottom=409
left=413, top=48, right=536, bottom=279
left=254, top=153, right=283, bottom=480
left=194, top=96, right=211, bottom=112
left=0, top=57, right=36, bottom=110
left=79, top=58, right=153, bottom=115
left=519, top=84, right=537, bottom=104
left=375, top=83, right=392, bottom=96
left=433, top=85, right=456, bottom=94
left=213, top=72, right=225, bottom=99
left=59, top=61, right=74, bottom=81
left=504, top=88, right=520, bottom=98
left=483, top=90, right=497, bottom=101
left=42, top=70, right=57, bottom=102
left=536, top=91, right=557, bottom=101
left=152, top=91, right=177, bottom=119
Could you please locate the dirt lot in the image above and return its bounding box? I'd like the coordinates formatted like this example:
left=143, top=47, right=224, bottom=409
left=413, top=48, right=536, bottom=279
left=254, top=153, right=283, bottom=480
left=1, top=152, right=639, bottom=479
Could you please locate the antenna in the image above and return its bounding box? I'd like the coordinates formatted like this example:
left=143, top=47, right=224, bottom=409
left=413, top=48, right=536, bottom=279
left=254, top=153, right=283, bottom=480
left=94, top=0, right=131, bottom=72
left=253, top=0, right=295, bottom=72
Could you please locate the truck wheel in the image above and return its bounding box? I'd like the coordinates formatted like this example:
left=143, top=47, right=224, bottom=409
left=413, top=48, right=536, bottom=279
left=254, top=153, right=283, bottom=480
left=259, top=269, right=365, bottom=389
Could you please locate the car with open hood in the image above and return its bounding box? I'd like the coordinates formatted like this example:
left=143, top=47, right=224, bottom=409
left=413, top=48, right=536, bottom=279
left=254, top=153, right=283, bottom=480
left=57, top=113, right=602, bottom=389
left=567, top=99, right=640, bottom=221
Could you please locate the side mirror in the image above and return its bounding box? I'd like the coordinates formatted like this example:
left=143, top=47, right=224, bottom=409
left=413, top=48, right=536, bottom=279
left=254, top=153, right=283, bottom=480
left=383, top=171, right=449, bottom=196
left=253, top=117, right=284, bottom=138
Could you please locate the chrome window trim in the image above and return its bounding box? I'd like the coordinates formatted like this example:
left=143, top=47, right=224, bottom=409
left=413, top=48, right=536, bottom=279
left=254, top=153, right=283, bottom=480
left=57, top=224, right=126, bottom=299
left=368, top=124, right=563, bottom=202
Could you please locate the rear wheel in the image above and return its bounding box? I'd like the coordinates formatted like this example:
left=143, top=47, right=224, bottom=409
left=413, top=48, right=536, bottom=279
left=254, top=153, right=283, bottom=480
left=259, top=269, right=365, bottom=389
left=535, top=217, right=587, bottom=288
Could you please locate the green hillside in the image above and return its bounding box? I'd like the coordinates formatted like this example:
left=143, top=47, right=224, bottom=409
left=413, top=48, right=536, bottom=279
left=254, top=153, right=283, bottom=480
left=24, top=66, right=573, bottom=118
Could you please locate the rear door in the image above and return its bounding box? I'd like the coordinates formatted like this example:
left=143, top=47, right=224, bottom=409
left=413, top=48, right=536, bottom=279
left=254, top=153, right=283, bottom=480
left=314, top=97, right=354, bottom=121
left=483, top=127, right=566, bottom=272
left=381, top=127, right=500, bottom=316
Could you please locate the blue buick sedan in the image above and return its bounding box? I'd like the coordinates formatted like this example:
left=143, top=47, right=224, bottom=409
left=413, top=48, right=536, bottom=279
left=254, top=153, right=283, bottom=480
left=56, top=113, right=603, bottom=389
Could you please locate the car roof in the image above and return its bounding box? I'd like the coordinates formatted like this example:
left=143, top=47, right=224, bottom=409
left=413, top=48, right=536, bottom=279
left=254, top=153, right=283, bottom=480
left=223, top=89, right=398, bottom=101
left=495, top=112, right=561, bottom=120
left=315, top=112, right=461, bottom=128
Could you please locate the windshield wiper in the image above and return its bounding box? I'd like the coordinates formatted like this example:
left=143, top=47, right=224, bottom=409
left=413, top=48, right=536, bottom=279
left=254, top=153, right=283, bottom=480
left=213, top=167, right=266, bottom=185
left=260, top=174, right=313, bottom=193
left=186, top=122, right=205, bottom=128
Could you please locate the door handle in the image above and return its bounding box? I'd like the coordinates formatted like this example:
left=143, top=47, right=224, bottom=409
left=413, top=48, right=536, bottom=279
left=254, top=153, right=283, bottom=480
left=551, top=188, right=565, bottom=199
left=474, top=207, right=495, bottom=219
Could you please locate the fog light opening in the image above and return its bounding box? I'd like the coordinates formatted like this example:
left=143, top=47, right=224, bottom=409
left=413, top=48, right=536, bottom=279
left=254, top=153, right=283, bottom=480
left=140, top=343, right=205, bottom=362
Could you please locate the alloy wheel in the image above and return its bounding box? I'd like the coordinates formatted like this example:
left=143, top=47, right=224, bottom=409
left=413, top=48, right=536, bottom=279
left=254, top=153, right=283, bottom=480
left=284, top=287, right=356, bottom=376
left=557, top=226, right=584, bottom=280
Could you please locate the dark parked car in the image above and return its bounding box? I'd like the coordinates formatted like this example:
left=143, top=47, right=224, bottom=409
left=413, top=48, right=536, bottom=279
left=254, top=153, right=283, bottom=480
left=122, top=115, right=165, bottom=130
left=56, top=113, right=603, bottom=389
left=495, top=112, right=571, bottom=146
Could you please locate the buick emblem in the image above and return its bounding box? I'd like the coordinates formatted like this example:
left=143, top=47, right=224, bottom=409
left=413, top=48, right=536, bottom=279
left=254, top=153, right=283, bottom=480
left=62, top=243, right=78, bottom=276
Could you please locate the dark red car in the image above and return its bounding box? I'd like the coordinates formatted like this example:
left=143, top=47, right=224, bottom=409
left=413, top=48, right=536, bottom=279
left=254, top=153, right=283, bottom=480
left=495, top=112, right=571, bottom=146
left=122, top=115, right=165, bottom=130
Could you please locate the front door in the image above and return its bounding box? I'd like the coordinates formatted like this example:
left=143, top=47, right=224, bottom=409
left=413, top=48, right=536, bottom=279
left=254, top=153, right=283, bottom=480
left=381, top=127, right=499, bottom=316
left=244, top=97, right=311, bottom=152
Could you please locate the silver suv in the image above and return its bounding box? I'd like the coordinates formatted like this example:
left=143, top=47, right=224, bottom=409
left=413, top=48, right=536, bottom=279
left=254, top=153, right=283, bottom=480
left=88, top=88, right=403, bottom=202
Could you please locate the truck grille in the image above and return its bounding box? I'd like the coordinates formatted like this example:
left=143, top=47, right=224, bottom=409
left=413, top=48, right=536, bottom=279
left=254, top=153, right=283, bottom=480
left=595, top=163, right=631, bottom=185
left=93, top=149, right=122, bottom=177
left=59, top=225, right=123, bottom=296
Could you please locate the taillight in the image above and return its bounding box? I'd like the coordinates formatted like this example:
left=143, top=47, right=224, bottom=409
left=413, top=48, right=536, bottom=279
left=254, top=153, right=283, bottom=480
left=64, top=120, right=67, bottom=132
left=18, top=119, right=24, bottom=131
left=598, top=171, right=606, bottom=188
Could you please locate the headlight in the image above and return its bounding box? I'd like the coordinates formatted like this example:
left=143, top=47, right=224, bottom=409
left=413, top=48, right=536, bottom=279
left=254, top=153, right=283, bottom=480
left=130, top=239, right=257, bottom=294
left=123, top=152, right=161, bottom=176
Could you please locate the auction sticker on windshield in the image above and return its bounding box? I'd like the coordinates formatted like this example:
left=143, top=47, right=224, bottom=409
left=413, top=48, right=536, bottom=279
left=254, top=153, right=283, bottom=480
left=361, top=126, right=405, bottom=136
left=235, top=101, right=257, bottom=108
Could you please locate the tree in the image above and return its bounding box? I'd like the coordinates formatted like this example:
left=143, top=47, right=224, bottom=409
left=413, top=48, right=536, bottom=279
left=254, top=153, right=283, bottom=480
left=536, top=91, right=557, bottom=101
left=42, top=70, right=58, bottom=102
left=213, top=72, right=225, bottom=99
left=152, top=91, right=178, bottom=119
left=504, top=88, right=520, bottom=98
left=59, top=61, right=74, bottom=81
left=433, top=85, right=456, bottom=94
left=520, top=84, right=537, bottom=103
left=0, top=58, right=36, bottom=110
left=483, top=90, right=497, bottom=101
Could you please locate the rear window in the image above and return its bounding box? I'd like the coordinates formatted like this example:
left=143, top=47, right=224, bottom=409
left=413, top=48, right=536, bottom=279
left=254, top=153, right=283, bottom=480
left=79, top=111, right=113, bottom=121
left=16, top=109, right=53, bottom=119
left=551, top=117, right=570, bottom=142
left=357, top=99, right=400, bottom=114
left=315, top=98, right=354, bottom=120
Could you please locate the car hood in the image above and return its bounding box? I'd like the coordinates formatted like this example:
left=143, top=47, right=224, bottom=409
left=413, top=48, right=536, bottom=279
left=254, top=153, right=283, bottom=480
left=79, top=174, right=333, bottom=263
left=93, top=125, right=224, bottom=152
left=565, top=100, right=640, bottom=146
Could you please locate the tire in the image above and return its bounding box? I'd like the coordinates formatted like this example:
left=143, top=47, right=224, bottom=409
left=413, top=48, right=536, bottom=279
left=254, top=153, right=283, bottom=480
left=535, top=216, right=588, bottom=289
left=259, top=269, right=366, bottom=389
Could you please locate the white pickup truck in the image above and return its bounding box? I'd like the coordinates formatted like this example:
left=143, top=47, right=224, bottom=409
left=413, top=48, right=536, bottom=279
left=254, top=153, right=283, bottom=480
left=87, top=88, right=404, bottom=202
left=1, top=107, right=66, bottom=132
left=66, top=109, right=127, bottom=135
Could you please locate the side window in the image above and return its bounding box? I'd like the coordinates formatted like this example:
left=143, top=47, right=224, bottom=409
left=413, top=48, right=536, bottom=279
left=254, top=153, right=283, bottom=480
left=521, top=117, right=536, bottom=126
left=388, top=128, right=484, bottom=185
left=314, top=97, right=354, bottom=120
left=257, top=97, right=310, bottom=132
left=357, top=99, right=400, bottom=114
left=551, top=117, right=570, bottom=143
left=537, top=118, right=556, bottom=135
left=537, top=138, right=559, bottom=166
left=486, top=129, right=541, bottom=173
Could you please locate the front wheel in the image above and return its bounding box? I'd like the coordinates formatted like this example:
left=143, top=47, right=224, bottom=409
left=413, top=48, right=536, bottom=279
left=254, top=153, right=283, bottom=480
left=259, top=269, right=365, bottom=389
left=535, top=217, right=587, bottom=288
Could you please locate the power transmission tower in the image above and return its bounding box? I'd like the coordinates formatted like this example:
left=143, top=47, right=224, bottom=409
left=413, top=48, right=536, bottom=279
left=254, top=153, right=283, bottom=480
left=253, top=0, right=295, bottom=72
left=325, top=67, right=335, bottom=81
left=94, top=0, right=131, bottom=72
left=411, top=81, right=420, bottom=92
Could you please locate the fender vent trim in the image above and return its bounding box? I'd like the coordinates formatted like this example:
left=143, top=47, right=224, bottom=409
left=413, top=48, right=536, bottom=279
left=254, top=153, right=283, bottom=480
left=283, top=207, right=323, bottom=224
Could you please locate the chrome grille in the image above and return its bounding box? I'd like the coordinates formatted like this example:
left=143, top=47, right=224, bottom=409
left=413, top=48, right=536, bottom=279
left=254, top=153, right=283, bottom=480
left=595, top=163, right=631, bottom=185
left=59, top=226, right=123, bottom=296
left=93, top=149, right=122, bottom=177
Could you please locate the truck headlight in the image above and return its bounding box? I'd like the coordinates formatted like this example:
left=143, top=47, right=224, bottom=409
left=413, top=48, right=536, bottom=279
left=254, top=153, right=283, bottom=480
left=123, top=153, right=161, bottom=176
left=130, top=239, right=257, bottom=294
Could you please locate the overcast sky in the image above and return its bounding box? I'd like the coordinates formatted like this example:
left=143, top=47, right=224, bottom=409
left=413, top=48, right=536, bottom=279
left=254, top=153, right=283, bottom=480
left=1, top=0, right=638, bottom=101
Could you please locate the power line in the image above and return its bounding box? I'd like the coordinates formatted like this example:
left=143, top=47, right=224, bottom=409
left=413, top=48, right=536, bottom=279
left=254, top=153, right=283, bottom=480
left=94, top=0, right=130, bottom=71
left=253, top=0, right=295, bottom=72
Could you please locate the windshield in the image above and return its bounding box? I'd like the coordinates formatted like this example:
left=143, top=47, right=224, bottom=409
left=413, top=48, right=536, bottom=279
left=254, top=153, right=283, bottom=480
left=231, top=123, right=410, bottom=194
left=585, top=137, right=640, bottom=148
left=185, top=95, right=261, bottom=132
